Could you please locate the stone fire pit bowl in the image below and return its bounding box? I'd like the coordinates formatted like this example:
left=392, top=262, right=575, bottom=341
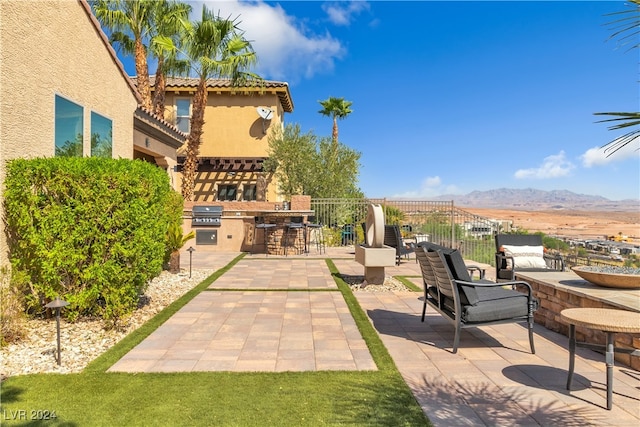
left=572, top=266, right=640, bottom=289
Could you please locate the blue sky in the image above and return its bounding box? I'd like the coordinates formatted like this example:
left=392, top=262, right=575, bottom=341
left=114, top=1, right=640, bottom=201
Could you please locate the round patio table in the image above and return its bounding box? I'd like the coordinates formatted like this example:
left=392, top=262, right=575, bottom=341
left=560, top=307, right=640, bottom=410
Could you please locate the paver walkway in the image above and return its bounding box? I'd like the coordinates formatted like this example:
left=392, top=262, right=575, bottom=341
left=110, top=248, right=640, bottom=425
left=109, top=254, right=375, bottom=373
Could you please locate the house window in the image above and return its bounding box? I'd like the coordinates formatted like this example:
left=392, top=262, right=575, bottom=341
left=243, top=184, right=257, bottom=201
left=218, top=184, right=237, bottom=201
left=55, top=95, right=83, bottom=157
left=176, top=98, right=190, bottom=133
left=90, top=111, right=112, bottom=158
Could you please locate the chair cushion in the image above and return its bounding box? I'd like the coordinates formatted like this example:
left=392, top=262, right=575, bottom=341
left=497, top=269, right=514, bottom=280
left=502, top=244, right=547, bottom=269
left=443, top=251, right=479, bottom=305
left=419, top=243, right=478, bottom=305
left=435, top=286, right=529, bottom=322
left=462, top=287, right=529, bottom=323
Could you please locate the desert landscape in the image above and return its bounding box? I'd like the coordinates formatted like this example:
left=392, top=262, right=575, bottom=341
left=465, top=208, right=640, bottom=242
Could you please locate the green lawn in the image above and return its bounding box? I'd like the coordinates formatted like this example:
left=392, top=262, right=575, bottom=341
left=0, top=256, right=430, bottom=426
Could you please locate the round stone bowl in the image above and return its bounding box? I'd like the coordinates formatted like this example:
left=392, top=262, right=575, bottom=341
left=572, top=266, right=640, bottom=289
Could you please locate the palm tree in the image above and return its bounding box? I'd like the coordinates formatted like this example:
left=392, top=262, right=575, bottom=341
left=157, top=6, right=259, bottom=200
left=149, top=0, right=191, bottom=118
left=318, top=97, right=353, bottom=146
left=93, top=0, right=155, bottom=110
left=595, top=0, right=640, bottom=156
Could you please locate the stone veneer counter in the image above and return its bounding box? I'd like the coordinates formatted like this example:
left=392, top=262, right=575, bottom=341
left=516, top=271, right=640, bottom=313
left=515, top=270, right=640, bottom=370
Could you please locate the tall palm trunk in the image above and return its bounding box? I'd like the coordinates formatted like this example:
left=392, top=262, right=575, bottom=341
left=134, top=38, right=152, bottom=110
left=153, top=56, right=166, bottom=117
left=331, top=117, right=339, bottom=163
left=181, top=78, right=208, bottom=201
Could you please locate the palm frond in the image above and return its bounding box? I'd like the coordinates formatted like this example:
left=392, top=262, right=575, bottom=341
left=595, top=2, right=640, bottom=155
left=601, top=130, right=640, bottom=157
left=110, top=31, right=135, bottom=55
left=604, top=0, right=640, bottom=51
left=595, top=112, right=640, bottom=130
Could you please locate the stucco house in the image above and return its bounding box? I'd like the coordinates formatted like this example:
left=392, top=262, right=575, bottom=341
left=155, top=76, right=294, bottom=203
left=0, top=0, right=185, bottom=266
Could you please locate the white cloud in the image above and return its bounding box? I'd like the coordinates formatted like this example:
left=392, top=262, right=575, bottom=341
left=197, top=1, right=345, bottom=81
left=322, top=1, right=370, bottom=26
left=424, top=176, right=442, bottom=187
left=580, top=135, right=640, bottom=167
left=514, top=151, right=575, bottom=179
left=393, top=176, right=462, bottom=198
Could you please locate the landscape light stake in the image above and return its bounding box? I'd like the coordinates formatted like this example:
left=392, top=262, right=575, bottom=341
left=187, top=246, right=195, bottom=278
left=44, top=296, right=69, bottom=366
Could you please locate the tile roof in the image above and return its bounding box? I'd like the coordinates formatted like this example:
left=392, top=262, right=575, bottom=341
left=142, top=76, right=294, bottom=113
left=134, top=107, right=187, bottom=148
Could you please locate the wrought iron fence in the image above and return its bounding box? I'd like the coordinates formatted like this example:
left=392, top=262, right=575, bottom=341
left=564, top=255, right=621, bottom=268
left=310, top=198, right=509, bottom=265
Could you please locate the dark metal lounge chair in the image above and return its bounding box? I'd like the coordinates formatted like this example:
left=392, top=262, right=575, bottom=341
left=495, top=234, right=565, bottom=282
left=383, top=224, right=416, bottom=265
left=418, top=244, right=538, bottom=354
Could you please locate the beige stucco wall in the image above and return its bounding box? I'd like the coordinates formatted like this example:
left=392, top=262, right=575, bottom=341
left=133, top=129, right=179, bottom=188
left=165, top=91, right=283, bottom=158
left=165, top=90, right=285, bottom=201
left=0, top=0, right=139, bottom=266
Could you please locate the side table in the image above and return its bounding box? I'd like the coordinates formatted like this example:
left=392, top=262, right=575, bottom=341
left=560, top=307, right=640, bottom=410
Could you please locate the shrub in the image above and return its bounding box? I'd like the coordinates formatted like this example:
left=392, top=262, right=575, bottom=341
left=4, top=157, right=176, bottom=325
left=165, top=223, right=195, bottom=273
left=382, top=205, right=404, bottom=225
left=163, top=190, right=190, bottom=268
left=0, top=266, right=27, bottom=346
left=540, top=234, right=570, bottom=252
left=323, top=227, right=343, bottom=247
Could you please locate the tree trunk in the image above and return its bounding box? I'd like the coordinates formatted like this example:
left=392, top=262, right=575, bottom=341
left=181, top=78, right=208, bottom=201
left=134, top=38, right=152, bottom=111
left=168, top=250, right=180, bottom=274
left=153, top=57, right=166, bottom=118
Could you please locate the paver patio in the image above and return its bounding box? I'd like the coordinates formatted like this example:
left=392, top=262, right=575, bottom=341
left=109, top=256, right=375, bottom=373
left=109, top=248, right=640, bottom=425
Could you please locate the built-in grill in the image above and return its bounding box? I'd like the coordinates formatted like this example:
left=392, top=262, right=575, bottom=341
left=191, top=206, right=223, bottom=227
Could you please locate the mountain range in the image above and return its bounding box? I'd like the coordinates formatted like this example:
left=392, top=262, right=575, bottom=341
left=431, top=188, right=639, bottom=211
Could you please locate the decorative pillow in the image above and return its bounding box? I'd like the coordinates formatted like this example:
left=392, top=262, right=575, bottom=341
left=502, top=244, right=547, bottom=269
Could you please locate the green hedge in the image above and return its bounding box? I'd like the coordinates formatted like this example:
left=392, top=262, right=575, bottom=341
left=4, top=157, right=181, bottom=324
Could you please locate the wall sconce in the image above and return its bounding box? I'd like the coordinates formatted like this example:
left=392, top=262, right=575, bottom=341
left=227, top=171, right=236, bottom=177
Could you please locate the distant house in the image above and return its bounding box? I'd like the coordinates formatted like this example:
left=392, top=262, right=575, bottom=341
left=0, top=0, right=185, bottom=266
left=153, top=76, right=294, bottom=202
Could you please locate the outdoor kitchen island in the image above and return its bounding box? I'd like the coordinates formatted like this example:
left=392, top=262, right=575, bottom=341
left=253, top=210, right=315, bottom=255
left=183, top=196, right=314, bottom=254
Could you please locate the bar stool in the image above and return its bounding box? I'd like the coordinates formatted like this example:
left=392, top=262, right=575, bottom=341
left=284, top=216, right=305, bottom=256
left=305, top=216, right=325, bottom=255
left=253, top=217, right=277, bottom=256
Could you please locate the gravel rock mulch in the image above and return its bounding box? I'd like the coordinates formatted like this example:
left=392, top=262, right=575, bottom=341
left=342, top=274, right=410, bottom=292
left=0, top=269, right=213, bottom=380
